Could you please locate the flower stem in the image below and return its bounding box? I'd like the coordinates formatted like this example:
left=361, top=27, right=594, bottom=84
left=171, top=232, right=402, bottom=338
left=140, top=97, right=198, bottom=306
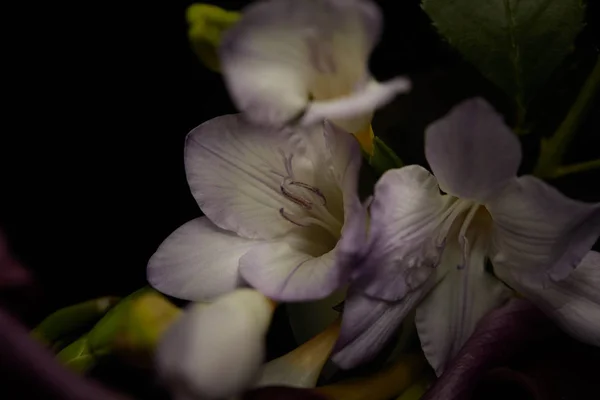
left=534, top=56, right=600, bottom=178
left=553, top=158, right=600, bottom=178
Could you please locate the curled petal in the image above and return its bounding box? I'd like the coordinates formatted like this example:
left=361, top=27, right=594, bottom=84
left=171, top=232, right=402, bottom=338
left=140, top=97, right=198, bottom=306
left=219, top=0, right=406, bottom=129
left=256, top=319, right=340, bottom=388
left=147, top=217, right=253, bottom=301
left=498, top=251, right=600, bottom=347
left=350, top=166, right=451, bottom=301
left=300, top=78, right=411, bottom=133
left=156, top=289, right=274, bottom=400
left=489, top=175, right=600, bottom=283
left=239, top=235, right=342, bottom=302
left=425, top=98, right=522, bottom=202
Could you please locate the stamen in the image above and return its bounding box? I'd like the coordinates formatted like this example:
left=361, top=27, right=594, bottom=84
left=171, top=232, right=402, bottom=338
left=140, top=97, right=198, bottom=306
left=280, top=184, right=313, bottom=209
left=290, top=181, right=327, bottom=206
left=279, top=208, right=309, bottom=227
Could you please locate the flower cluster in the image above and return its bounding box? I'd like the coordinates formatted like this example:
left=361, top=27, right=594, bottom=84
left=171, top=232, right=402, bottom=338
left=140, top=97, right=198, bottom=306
left=147, top=0, right=600, bottom=399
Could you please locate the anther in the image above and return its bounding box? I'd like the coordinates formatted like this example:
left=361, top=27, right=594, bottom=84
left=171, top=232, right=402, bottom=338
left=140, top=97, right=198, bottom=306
left=290, top=181, right=327, bottom=206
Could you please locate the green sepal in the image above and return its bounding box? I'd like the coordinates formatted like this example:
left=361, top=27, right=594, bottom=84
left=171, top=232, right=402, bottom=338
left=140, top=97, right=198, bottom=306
left=31, top=296, right=120, bottom=347
left=56, top=335, right=97, bottom=374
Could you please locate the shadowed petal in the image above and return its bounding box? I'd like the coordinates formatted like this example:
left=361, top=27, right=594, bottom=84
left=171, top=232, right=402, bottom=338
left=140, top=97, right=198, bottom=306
left=239, top=236, right=342, bottom=302
left=425, top=98, right=522, bottom=202
left=489, top=176, right=600, bottom=283
left=350, top=166, right=451, bottom=301
left=416, top=237, right=512, bottom=376
left=147, top=217, right=253, bottom=301
left=498, top=251, right=600, bottom=347
left=156, top=289, right=274, bottom=400
left=332, top=285, right=430, bottom=369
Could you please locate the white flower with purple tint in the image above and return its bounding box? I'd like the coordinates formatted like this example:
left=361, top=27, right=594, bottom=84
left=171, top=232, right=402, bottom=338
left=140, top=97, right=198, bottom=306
left=332, top=98, right=600, bottom=374
left=219, top=0, right=411, bottom=134
left=147, top=114, right=364, bottom=302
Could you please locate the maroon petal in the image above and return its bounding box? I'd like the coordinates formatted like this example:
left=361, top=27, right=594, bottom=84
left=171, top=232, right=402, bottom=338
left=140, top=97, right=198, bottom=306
left=421, top=299, right=560, bottom=400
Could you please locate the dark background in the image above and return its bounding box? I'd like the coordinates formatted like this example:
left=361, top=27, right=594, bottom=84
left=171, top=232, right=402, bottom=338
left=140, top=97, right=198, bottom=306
left=3, top=0, right=599, bottom=321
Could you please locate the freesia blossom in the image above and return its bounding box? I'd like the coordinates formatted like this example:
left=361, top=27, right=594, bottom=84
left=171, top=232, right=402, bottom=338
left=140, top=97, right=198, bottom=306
left=219, top=0, right=411, bottom=135
left=332, top=98, right=600, bottom=374
left=147, top=114, right=364, bottom=302
left=156, top=289, right=274, bottom=400
left=156, top=289, right=343, bottom=399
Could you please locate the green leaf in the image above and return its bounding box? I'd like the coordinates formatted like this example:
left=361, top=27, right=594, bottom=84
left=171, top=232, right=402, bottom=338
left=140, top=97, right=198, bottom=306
left=422, top=0, right=585, bottom=110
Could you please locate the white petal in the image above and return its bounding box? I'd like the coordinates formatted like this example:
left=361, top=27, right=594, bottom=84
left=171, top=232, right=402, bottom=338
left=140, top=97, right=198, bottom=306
left=239, top=233, right=344, bottom=301
left=351, top=165, right=453, bottom=301
left=219, top=0, right=387, bottom=127
left=497, top=251, right=600, bottom=347
left=416, top=239, right=511, bottom=375
left=185, top=114, right=320, bottom=240
left=301, top=78, right=412, bottom=133
left=489, top=175, right=600, bottom=284
left=156, top=289, right=273, bottom=400
left=425, top=98, right=522, bottom=202
left=147, top=217, right=255, bottom=301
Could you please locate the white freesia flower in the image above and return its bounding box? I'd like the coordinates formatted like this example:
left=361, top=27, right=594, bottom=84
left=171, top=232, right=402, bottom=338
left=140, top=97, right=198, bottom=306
left=156, top=289, right=273, bottom=400
left=147, top=114, right=364, bottom=302
left=219, top=0, right=411, bottom=134
left=332, top=98, right=600, bottom=374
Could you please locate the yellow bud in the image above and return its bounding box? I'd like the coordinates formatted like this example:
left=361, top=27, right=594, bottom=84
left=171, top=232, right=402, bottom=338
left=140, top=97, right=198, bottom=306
left=187, top=4, right=241, bottom=72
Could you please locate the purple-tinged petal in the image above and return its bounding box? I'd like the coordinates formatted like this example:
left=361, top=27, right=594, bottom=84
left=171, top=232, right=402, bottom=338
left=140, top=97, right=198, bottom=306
left=416, top=237, right=512, bottom=376
left=156, top=289, right=273, bottom=400
left=350, top=166, right=451, bottom=301
left=425, top=98, right=522, bottom=202
left=147, top=217, right=254, bottom=301
left=421, top=299, right=559, bottom=400
left=332, top=284, right=430, bottom=369
left=497, top=251, right=600, bottom=347
left=185, top=114, right=305, bottom=240
left=489, top=175, right=600, bottom=284
left=219, top=0, right=402, bottom=129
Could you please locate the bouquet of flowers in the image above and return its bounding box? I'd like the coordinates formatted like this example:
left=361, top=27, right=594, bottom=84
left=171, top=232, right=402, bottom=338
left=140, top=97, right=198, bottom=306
left=2, top=1, right=599, bottom=399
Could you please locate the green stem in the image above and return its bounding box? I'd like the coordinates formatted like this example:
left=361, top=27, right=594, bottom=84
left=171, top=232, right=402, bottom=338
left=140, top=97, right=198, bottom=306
left=534, top=57, right=600, bottom=178
left=553, top=159, right=600, bottom=178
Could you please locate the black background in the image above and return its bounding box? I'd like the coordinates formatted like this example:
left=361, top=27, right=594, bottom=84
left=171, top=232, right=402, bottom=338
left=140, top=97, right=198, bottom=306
left=3, top=0, right=600, bottom=323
